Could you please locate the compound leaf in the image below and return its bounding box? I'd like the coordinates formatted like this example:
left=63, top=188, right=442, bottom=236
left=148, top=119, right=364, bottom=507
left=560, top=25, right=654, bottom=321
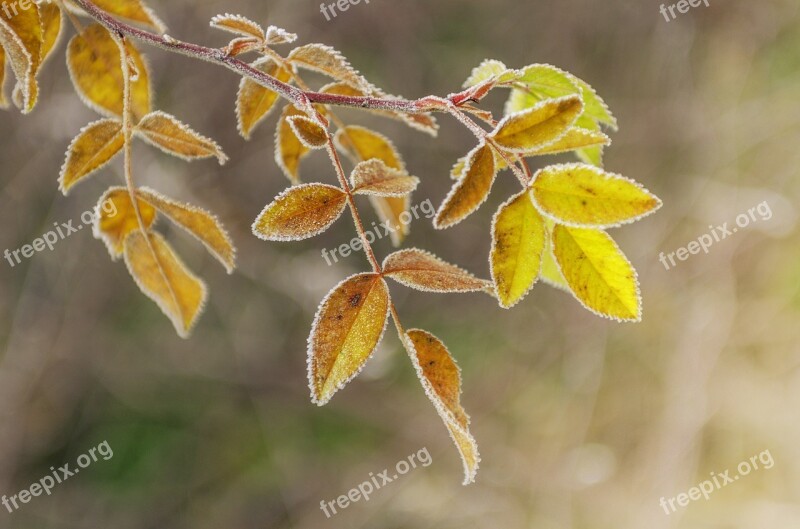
left=135, top=111, right=227, bottom=164
left=383, top=248, right=491, bottom=293
left=308, top=273, right=390, bottom=405
left=552, top=224, right=641, bottom=321
left=59, top=118, right=124, bottom=194
left=531, top=163, right=661, bottom=228
left=252, top=183, right=347, bottom=241
left=491, top=190, right=546, bottom=308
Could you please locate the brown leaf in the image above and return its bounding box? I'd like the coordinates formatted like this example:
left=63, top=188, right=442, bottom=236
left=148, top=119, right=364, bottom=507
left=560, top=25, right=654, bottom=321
left=383, top=249, right=491, bottom=293
left=93, top=187, right=157, bottom=257
left=59, top=118, right=124, bottom=194
left=67, top=24, right=151, bottom=120
left=434, top=143, right=497, bottom=229
left=275, top=104, right=312, bottom=184
left=137, top=187, right=236, bottom=273
left=210, top=13, right=264, bottom=40
left=286, top=115, right=328, bottom=149
left=404, top=329, right=480, bottom=484
left=135, top=111, right=227, bottom=164
left=124, top=230, right=207, bottom=338
left=288, top=43, right=373, bottom=92
left=0, top=2, right=42, bottom=112
left=350, top=159, right=419, bottom=197
left=237, top=57, right=293, bottom=139
left=490, top=95, right=583, bottom=153
left=252, top=183, right=347, bottom=241
left=308, top=273, right=390, bottom=405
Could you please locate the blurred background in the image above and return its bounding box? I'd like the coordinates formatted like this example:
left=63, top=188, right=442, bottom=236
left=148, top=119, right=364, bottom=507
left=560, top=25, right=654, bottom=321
left=1, top=0, right=799, bottom=527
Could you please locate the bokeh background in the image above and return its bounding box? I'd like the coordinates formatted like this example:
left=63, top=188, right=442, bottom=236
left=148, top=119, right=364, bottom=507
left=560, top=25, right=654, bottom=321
left=1, top=0, right=799, bottom=527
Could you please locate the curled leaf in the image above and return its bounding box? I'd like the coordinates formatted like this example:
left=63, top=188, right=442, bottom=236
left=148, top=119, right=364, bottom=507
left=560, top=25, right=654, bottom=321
left=59, top=118, right=124, bottom=194
left=404, top=329, right=479, bottom=485
left=490, top=190, right=546, bottom=308
left=124, top=231, right=207, bottom=338
left=275, top=104, right=312, bottom=183
left=552, top=224, right=641, bottom=321
left=308, top=273, right=390, bottom=405
left=434, top=143, right=497, bottom=229
left=383, top=249, right=490, bottom=293
left=350, top=159, right=419, bottom=197
left=0, top=3, right=42, bottom=112
left=490, top=95, right=583, bottom=153
left=67, top=24, right=151, bottom=120
left=252, top=183, right=347, bottom=241
left=531, top=163, right=662, bottom=228
left=137, top=187, right=236, bottom=273
left=93, top=187, right=157, bottom=257
left=286, top=115, right=328, bottom=149
left=135, top=111, right=227, bottom=164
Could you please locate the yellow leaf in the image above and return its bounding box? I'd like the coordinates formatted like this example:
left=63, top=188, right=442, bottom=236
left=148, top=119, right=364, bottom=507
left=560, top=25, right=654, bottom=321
left=124, top=230, right=207, bottom=338
left=463, top=59, right=509, bottom=88
left=286, top=115, right=328, bottom=149
left=308, top=273, right=390, bottom=405
left=93, top=187, right=157, bottom=257
left=40, top=3, right=62, bottom=65
left=434, top=143, right=496, bottom=229
left=210, top=13, right=265, bottom=40
left=252, top=183, right=347, bottom=241
left=490, top=190, right=546, bottom=308
left=67, top=24, right=151, bottom=120
left=59, top=118, right=124, bottom=194
left=0, top=45, right=7, bottom=108
left=0, top=3, right=42, bottom=112
left=383, top=248, right=491, bottom=293
left=321, top=82, right=439, bottom=136
left=70, top=0, right=166, bottom=33
left=490, top=95, right=583, bottom=153
left=237, top=57, right=293, bottom=139
left=335, top=125, right=411, bottom=246
left=137, top=187, right=236, bottom=273
left=135, top=111, right=227, bottom=164
left=288, top=43, right=373, bottom=92
left=552, top=224, right=641, bottom=321
left=531, top=163, right=662, bottom=228
left=539, top=226, right=569, bottom=291
left=275, top=104, right=312, bottom=184
left=404, top=329, right=480, bottom=485
left=524, top=127, right=610, bottom=157
left=350, top=159, right=419, bottom=197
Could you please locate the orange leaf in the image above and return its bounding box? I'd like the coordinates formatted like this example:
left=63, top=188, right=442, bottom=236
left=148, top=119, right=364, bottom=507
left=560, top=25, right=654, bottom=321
left=287, top=115, right=328, bottom=149
left=434, top=143, right=497, bottom=229
left=0, top=2, right=42, bottom=112
left=275, top=104, right=312, bottom=184
left=237, top=57, right=293, bottom=139
left=40, top=3, right=63, bottom=66
left=383, top=249, right=491, bottom=293
left=308, top=273, right=390, bottom=405
left=350, top=159, right=419, bottom=197
left=59, top=118, right=124, bottom=194
left=252, top=183, right=347, bottom=241
left=69, top=0, right=166, bottom=32
left=135, top=111, right=227, bottom=164
left=93, top=187, right=157, bottom=257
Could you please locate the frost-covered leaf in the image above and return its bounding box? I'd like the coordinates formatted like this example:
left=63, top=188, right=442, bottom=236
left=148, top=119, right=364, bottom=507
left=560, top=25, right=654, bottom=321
left=0, top=3, right=42, bottom=112
left=210, top=13, right=264, bottom=40
left=135, top=111, right=227, bottom=164
left=308, top=273, right=390, bottom=405
left=288, top=43, right=372, bottom=92
left=59, top=118, right=124, bottom=194
left=252, top=183, right=347, bottom=241
left=404, top=329, right=479, bottom=485
left=275, top=104, right=312, bottom=184
left=93, top=187, right=157, bottom=257
left=523, top=127, right=610, bottom=157
left=67, top=0, right=166, bottom=32
left=0, top=46, right=8, bottom=108
left=552, top=224, right=640, bottom=321
left=287, top=114, right=328, bottom=149
left=490, top=190, right=546, bottom=308
left=490, top=95, right=583, bottom=153
left=40, top=3, right=63, bottom=65
left=265, top=25, right=297, bottom=45
left=531, top=163, right=661, bottom=228
left=350, top=159, right=419, bottom=197
left=67, top=24, right=151, bottom=120
left=236, top=57, right=293, bottom=139
left=463, top=59, right=509, bottom=88
left=137, top=187, right=236, bottom=273
left=335, top=125, right=410, bottom=246
left=434, top=143, right=496, bottom=229
left=124, top=230, right=207, bottom=338
left=539, top=225, right=569, bottom=291
left=383, top=249, right=491, bottom=293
